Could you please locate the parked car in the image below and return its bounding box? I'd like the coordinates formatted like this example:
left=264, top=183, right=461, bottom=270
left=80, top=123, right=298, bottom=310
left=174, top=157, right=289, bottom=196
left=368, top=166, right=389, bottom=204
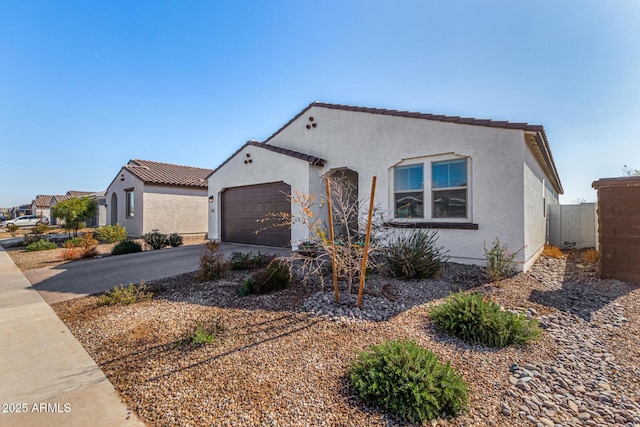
left=0, top=215, right=49, bottom=228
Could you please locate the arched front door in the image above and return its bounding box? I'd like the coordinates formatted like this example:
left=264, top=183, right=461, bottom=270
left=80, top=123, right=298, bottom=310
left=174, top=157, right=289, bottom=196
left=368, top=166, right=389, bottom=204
left=110, top=193, right=118, bottom=225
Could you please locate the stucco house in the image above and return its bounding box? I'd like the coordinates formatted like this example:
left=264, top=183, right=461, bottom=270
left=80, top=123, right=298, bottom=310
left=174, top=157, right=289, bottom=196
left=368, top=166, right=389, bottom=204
left=48, top=191, right=106, bottom=227
left=32, top=195, right=53, bottom=222
left=106, top=159, right=213, bottom=237
left=207, top=102, right=563, bottom=271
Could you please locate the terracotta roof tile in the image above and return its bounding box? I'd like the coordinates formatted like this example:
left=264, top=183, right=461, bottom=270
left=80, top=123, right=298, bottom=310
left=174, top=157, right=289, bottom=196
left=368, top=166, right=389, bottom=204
left=125, top=159, right=213, bottom=188
left=33, top=195, right=53, bottom=207
left=66, top=191, right=95, bottom=197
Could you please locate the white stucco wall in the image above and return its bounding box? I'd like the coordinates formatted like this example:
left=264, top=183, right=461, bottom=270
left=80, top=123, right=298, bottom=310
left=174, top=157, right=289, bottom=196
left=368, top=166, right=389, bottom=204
left=208, top=144, right=316, bottom=245
left=106, top=169, right=144, bottom=236
left=267, top=106, right=529, bottom=266
left=208, top=106, right=562, bottom=271
left=143, top=184, right=208, bottom=234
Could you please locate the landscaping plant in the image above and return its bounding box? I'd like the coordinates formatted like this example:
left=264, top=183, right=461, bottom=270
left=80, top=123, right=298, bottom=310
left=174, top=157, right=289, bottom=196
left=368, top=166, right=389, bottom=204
left=95, top=224, right=127, bottom=243
left=483, top=237, right=523, bottom=283
left=582, top=248, right=599, bottom=263
left=229, top=251, right=275, bottom=270
left=542, top=244, right=564, bottom=259
left=25, top=239, right=57, bottom=252
left=6, top=223, right=19, bottom=236
left=349, top=339, right=469, bottom=423
left=197, top=241, right=229, bottom=281
left=384, top=228, right=448, bottom=279
left=167, top=233, right=183, bottom=247
left=143, top=229, right=169, bottom=250
left=51, top=196, right=97, bottom=237
left=429, top=292, right=541, bottom=347
left=111, top=239, right=143, bottom=256
left=238, top=259, right=291, bottom=295
left=97, top=283, right=151, bottom=306
left=190, top=320, right=224, bottom=345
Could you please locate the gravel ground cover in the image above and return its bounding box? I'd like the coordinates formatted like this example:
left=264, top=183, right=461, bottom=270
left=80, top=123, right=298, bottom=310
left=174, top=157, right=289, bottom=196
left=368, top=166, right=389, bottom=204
left=52, top=252, right=640, bottom=427
left=2, top=234, right=206, bottom=271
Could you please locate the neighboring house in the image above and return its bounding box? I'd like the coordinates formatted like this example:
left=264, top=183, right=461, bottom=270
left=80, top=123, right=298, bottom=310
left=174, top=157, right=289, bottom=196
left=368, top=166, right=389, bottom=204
left=10, top=204, right=32, bottom=219
left=106, top=159, right=213, bottom=236
left=207, top=102, right=563, bottom=271
left=32, top=195, right=53, bottom=222
left=48, top=191, right=107, bottom=227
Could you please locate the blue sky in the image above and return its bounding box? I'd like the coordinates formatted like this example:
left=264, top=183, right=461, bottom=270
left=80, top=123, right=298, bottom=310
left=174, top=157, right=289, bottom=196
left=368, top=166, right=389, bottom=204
left=1, top=0, right=639, bottom=207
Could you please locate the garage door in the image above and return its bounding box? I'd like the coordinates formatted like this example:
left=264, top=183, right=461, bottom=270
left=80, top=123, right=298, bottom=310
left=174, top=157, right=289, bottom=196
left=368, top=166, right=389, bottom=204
left=222, top=182, right=291, bottom=247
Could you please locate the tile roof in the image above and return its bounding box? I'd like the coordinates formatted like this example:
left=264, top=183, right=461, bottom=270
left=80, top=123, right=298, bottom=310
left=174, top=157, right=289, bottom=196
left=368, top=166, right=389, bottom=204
left=52, top=194, right=74, bottom=203
left=33, top=195, right=54, bottom=207
left=265, top=101, right=546, bottom=143
left=124, top=159, right=213, bottom=188
left=207, top=140, right=326, bottom=178
left=262, top=101, right=562, bottom=194
left=66, top=191, right=96, bottom=197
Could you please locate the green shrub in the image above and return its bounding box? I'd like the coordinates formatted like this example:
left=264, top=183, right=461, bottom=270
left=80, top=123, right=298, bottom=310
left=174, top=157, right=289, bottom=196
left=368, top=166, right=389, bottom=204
left=483, top=237, right=523, bottom=283
left=239, top=259, right=291, bottom=295
left=25, top=239, right=57, bottom=252
left=6, top=223, right=19, bottom=235
left=190, top=320, right=224, bottom=345
left=167, top=233, right=183, bottom=247
left=97, top=283, right=151, bottom=306
left=197, top=241, right=229, bottom=281
left=349, top=339, right=469, bottom=423
left=229, top=251, right=276, bottom=270
left=77, top=221, right=86, bottom=230
left=95, top=224, right=127, bottom=243
left=143, top=229, right=168, bottom=250
left=64, top=236, right=83, bottom=247
left=384, top=229, right=449, bottom=280
left=111, top=239, right=143, bottom=255
left=31, top=223, right=50, bottom=235
left=430, top=292, right=541, bottom=347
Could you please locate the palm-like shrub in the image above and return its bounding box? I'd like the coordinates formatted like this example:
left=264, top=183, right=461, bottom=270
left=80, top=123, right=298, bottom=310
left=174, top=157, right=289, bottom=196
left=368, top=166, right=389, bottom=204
left=384, top=229, right=449, bottom=279
left=349, top=339, right=469, bottom=423
left=430, top=292, right=541, bottom=347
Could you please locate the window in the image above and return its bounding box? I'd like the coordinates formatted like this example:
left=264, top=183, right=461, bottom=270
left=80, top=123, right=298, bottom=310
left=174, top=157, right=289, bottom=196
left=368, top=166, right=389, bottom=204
left=432, top=159, right=467, bottom=218
left=394, top=164, right=424, bottom=218
left=125, top=190, right=134, bottom=218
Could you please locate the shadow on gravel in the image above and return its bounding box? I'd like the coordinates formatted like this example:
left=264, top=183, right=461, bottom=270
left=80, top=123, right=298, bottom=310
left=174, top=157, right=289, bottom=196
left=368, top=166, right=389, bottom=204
left=528, top=253, right=637, bottom=322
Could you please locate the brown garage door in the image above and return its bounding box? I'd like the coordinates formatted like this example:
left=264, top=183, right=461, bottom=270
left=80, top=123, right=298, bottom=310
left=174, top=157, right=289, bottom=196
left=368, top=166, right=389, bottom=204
left=222, top=182, right=291, bottom=247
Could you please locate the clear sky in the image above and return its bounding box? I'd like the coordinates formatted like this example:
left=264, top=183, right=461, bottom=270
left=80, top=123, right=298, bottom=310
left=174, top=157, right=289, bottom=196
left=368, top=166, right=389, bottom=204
left=1, top=0, right=639, bottom=208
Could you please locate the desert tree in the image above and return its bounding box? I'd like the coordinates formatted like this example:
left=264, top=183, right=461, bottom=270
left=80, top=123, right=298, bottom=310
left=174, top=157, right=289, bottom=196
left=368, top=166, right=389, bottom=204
left=261, top=172, right=384, bottom=306
left=51, top=196, right=97, bottom=237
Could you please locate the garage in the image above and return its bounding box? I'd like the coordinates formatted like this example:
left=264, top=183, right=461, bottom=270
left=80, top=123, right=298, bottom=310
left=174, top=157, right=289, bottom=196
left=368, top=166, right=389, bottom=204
left=221, top=181, right=291, bottom=247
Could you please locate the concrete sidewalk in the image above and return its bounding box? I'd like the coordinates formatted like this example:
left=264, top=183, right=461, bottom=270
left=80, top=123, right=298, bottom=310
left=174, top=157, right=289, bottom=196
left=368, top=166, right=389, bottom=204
left=0, top=246, right=144, bottom=427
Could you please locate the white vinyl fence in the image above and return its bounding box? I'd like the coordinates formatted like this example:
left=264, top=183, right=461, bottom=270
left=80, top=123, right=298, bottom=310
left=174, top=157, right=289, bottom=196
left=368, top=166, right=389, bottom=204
left=548, top=203, right=598, bottom=250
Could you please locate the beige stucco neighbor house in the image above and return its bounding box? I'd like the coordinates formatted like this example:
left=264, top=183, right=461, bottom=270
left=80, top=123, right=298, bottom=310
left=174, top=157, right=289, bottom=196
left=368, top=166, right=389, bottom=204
left=207, top=102, right=563, bottom=271
left=106, top=159, right=213, bottom=237
left=32, top=195, right=53, bottom=222
left=48, top=191, right=107, bottom=226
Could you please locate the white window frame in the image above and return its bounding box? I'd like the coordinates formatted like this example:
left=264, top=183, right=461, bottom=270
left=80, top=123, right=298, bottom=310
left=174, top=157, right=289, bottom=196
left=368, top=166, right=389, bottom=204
left=125, top=189, right=134, bottom=219
left=431, top=158, right=470, bottom=220
left=393, top=163, right=425, bottom=219
left=389, top=154, right=472, bottom=224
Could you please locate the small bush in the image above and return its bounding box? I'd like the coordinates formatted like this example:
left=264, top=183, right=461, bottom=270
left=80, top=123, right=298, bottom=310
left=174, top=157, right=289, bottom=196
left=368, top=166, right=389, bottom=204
left=77, top=221, right=86, bottom=230
left=23, top=234, right=42, bottom=245
left=582, top=248, right=599, bottom=263
left=167, top=233, right=183, bottom=247
left=230, top=251, right=276, bottom=270
left=112, top=239, right=143, bottom=255
left=25, top=239, right=57, bottom=252
left=64, top=236, right=84, bottom=247
left=61, top=247, right=83, bottom=260
left=430, top=292, right=541, bottom=347
left=483, top=237, right=523, bottom=283
left=197, top=241, right=229, bottom=281
left=349, top=339, right=469, bottom=423
left=143, top=229, right=168, bottom=250
left=31, top=223, right=50, bottom=235
left=190, top=320, right=224, bottom=345
left=97, top=283, right=151, bottom=306
left=95, top=224, right=127, bottom=243
left=384, top=229, right=448, bottom=280
left=6, top=223, right=19, bottom=235
left=78, top=232, right=98, bottom=258
left=239, top=259, right=291, bottom=295
left=542, top=244, right=564, bottom=259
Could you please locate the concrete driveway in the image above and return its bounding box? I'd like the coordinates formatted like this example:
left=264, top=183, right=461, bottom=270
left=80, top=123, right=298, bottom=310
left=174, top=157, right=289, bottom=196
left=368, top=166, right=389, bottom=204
left=25, top=243, right=291, bottom=304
